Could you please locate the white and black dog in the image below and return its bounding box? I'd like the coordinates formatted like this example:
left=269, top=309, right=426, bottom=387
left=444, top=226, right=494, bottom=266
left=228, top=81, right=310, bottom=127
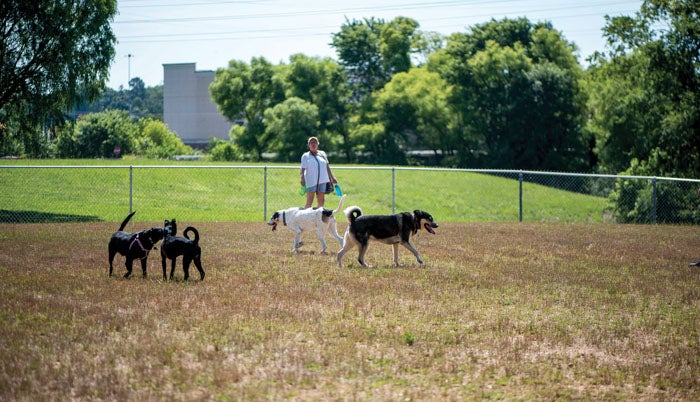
left=337, top=206, right=438, bottom=267
left=267, top=195, right=346, bottom=254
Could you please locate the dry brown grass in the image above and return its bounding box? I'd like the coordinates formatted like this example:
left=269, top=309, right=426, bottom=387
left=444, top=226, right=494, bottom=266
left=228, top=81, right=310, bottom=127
left=1, top=221, right=699, bottom=400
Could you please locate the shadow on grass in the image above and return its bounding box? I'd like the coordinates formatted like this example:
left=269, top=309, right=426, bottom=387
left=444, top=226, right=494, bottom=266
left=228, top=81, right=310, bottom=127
left=0, top=210, right=101, bottom=223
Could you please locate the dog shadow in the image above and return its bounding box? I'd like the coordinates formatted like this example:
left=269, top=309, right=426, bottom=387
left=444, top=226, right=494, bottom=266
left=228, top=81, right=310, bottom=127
left=293, top=250, right=337, bottom=256
left=343, top=263, right=419, bottom=270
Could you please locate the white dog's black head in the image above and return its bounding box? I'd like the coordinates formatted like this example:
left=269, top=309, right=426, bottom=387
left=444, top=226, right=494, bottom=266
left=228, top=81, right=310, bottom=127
left=267, top=211, right=281, bottom=231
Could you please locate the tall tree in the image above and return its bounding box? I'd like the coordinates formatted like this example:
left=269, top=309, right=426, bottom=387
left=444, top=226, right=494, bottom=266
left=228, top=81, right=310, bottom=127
left=589, top=0, right=700, bottom=177
left=0, top=0, right=117, bottom=155
left=210, top=57, right=286, bottom=160
left=285, top=54, right=352, bottom=161
left=439, top=18, right=589, bottom=169
left=264, top=97, right=319, bottom=162
left=331, top=17, right=387, bottom=102
left=331, top=16, right=423, bottom=103
left=373, top=68, right=457, bottom=164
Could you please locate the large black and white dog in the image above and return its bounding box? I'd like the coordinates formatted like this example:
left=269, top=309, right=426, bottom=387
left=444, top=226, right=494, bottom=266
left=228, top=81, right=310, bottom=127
left=161, top=219, right=205, bottom=281
left=337, top=206, right=438, bottom=267
left=267, top=195, right=346, bottom=254
left=108, top=211, right=167, bottom=278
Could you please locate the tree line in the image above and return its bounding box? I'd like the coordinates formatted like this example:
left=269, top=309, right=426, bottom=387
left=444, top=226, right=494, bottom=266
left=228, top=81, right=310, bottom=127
left=1, top=1, right=699, bottom=222
left=208, top=1, right=698, bottom=183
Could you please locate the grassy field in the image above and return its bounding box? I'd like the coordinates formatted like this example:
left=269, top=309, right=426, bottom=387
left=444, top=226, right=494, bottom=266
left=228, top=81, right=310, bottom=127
left=1, top=220, right=699, bottom=400
left=1, top=158, right=608, bottom=223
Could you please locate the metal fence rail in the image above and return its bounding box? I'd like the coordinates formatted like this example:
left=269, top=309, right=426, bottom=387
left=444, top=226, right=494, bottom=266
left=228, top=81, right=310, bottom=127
left=1, top=165, right=699, bottom=224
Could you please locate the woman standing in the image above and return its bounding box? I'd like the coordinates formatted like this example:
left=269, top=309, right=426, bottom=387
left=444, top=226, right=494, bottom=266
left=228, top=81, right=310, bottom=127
left=300, top=136, right=337, bottom=208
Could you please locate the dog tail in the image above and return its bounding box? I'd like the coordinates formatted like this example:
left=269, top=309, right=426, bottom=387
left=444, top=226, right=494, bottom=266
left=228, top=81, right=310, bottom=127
left=184, top=227, right=199, bottom=244
left=331, top=194, right=346, bottom=217
left=118, top=211, right=136, bottom=231
left=343, top=206, right=362, bottom=223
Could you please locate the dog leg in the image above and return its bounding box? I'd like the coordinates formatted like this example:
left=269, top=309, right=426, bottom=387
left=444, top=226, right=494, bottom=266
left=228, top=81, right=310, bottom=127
left=109, top=252, right=116, bottom=277
left=124, top=258, right=133, bottom=278
left=182, top=257, right=191, bottom=281
left=357, top=243, right=370, bottom=267
left=392, top=243, right=401, bottom=266
left=169, top=258, right=177, bottom=280
left=293, top=230, right=303, bottom=253
left=140, top=258, right=148, bottom=278
left=316, top=226, right=329, bottom=254
left=401, top=241, right=424, bottom=264
left=336, top=236, right=355, bottom=267
left=161, top=255, right=168, bottom=280
left=194, top=256, right=205, bottom=280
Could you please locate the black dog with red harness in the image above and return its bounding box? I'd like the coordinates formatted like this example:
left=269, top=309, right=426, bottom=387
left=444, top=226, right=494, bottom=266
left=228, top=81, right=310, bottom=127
left=108, top=211, right=166, bottom=278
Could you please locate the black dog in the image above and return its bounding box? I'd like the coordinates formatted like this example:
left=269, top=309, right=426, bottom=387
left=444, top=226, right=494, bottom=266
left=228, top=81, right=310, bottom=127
left=108, top=211, right=167, bottom=278
left=337, top=206, right=438, bottom=267
left=161, top=219, right=205, bottom=281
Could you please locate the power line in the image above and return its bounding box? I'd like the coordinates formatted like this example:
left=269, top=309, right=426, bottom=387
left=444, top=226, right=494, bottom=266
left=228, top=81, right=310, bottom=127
left=114, top=6, right=638, bottom=44
left=113, top=0, right=639, bottom=24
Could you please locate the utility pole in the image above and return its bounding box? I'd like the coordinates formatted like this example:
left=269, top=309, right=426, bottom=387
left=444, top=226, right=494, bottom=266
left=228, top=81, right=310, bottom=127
left=126, top=53, right=133, bottom=117
left=127, top=53, right=133, bottom=83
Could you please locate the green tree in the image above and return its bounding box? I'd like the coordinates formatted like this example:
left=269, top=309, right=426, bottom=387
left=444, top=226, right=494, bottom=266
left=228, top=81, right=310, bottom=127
left=0, top=0, right=117, bottom=156
left=589, top=0, right=700, bottom=223
left=264, top=97, right=319, bottom=162
left=332, top=17, right=387, bottom=102
left=82, top=79, right=163, bottom=120
left=380, top=17, right=421, bottom=75
left=210, top=57, right=286, bottom=160
left=585, top=53, right=657, bottom=174
left=439, top=18, right=589, bottom=169
left=57, top=110, right=137, bottom=158
left=589, top=0, right=700, bottom=177
left=285, top=54, right=352, bottom=161
left=351, top=122, right=406, bottom=165
left=331, top=16, right=424, bottom=103
left=373, top=68, right=457, bottom=165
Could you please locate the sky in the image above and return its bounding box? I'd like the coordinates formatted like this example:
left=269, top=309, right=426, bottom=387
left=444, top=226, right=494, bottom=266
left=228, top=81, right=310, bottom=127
left=108, top=0, right=643, bottom=89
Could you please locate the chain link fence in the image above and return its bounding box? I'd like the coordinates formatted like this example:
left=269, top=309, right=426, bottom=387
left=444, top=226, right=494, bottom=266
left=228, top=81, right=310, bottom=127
left=1, top=165, right=699, bottom=224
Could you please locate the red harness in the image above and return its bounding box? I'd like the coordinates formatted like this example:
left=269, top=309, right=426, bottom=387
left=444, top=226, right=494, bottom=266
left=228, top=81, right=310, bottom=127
left=129, top=234, right=152, bottom=260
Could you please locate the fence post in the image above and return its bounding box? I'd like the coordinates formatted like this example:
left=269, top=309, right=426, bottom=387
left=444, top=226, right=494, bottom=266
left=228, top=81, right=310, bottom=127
left=263, top=166, right=268, bottom=222
left=129, top=165, right=133, bottom=214
left=652, top=177, right=657, bottom=224
left=519, top=170, right=523, bottom=222
left=392, top=167, right=396, bottom=214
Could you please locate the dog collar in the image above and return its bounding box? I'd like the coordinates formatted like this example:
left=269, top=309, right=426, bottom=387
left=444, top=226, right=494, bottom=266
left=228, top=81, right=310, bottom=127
left=283, top=211, right=287, bottom=226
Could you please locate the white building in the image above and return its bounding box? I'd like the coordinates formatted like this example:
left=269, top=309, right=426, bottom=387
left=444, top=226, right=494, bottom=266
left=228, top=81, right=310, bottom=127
left=163, top=63, right=233, bottom=147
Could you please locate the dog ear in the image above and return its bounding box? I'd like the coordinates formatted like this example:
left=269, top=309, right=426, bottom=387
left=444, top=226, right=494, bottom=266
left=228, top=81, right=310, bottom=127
left=413, top=210, right=421, bottom=216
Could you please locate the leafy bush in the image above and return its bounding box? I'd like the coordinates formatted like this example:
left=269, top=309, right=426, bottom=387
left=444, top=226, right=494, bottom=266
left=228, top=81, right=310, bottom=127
left=137, top=119, right=193, bottom=159
left=209, top=138, right=241, bottom=161
left=56, top=110, right=137, bottom=158
left=609, top=156, right=700, bottom=224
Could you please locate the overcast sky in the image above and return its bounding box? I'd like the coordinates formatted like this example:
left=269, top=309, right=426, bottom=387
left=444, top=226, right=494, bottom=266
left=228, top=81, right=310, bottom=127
left=108, top=0, right=642, bottom=89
